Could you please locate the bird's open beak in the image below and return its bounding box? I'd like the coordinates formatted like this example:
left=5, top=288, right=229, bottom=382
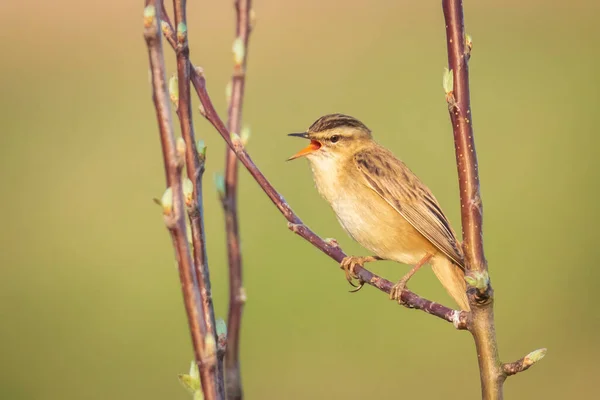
left=287, top=133, right=321, bottom=160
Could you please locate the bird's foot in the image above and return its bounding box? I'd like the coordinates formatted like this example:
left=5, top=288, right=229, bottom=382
left=390, top=276, right=411, bottom=305
left=389, top=253, right=434, bottom=304
left=340, top=256, right=380, bottom=293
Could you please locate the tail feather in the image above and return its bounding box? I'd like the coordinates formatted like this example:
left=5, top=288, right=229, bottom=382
left=431, top=256, right=470, bottom=311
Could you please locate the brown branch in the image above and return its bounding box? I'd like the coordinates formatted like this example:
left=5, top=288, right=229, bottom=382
left=442, top=1, right=501, bottom=398
left=442, top=0, right=544, bottom=397
left=162, top=16, right=470, bottom=328
left=223, top=1, right=252, bottom=400
left=172, top=0, right=218, bottom=358
left=143, top=3, right=219, bottom=400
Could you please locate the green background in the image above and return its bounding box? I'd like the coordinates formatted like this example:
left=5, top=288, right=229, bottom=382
left=1, top=0, right=598, bottom=398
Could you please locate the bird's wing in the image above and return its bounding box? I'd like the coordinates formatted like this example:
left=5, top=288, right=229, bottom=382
left=354, top=147, right=465, bottom=268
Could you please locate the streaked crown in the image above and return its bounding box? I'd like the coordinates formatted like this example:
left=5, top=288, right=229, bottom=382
left=307, top=114, right=372, bottom=139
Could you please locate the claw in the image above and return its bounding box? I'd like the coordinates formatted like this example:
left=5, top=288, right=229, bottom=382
left=349, top=281, right=364, bottom=293
left=340, top=256, right=380, bottom=293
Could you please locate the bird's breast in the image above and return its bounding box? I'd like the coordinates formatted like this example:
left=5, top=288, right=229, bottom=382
left=308, top=156, right=433, bottom=264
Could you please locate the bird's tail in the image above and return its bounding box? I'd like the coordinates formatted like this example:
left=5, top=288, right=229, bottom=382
left=431, top=256, right=470, bottom=311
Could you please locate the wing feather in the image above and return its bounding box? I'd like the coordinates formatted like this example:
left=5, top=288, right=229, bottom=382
left=354, top=147, right=465, bottom=269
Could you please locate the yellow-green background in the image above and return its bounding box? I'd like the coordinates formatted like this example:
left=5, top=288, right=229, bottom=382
left=1, top=0, right=598, bottom=398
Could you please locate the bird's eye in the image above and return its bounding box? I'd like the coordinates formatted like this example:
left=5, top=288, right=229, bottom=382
left=330, top=135, right=340, bottom=143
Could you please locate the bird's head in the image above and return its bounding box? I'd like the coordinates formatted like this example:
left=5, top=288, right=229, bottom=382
left=287, top=114, right=372, bottom=161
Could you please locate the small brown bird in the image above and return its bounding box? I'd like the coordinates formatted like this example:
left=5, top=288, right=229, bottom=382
left=288, top=114, right=469, bottom=310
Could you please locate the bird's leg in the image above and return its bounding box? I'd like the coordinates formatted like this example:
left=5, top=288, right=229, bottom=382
left=340, top=256, right=382, bottom=293
left=390, top=253, right=434, bottom=304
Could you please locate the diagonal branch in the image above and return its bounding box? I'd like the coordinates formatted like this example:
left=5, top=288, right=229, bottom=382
left=143, top=2, right=219, bottom=400
left=159, top=16, right=468, bottom=328
left=223, top=1, right=253, bottom=400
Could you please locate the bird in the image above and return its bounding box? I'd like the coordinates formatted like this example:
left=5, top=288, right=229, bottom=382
left=287, top=113, right=469, bottom=310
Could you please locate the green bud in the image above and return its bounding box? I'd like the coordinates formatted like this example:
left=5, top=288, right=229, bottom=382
left=241, top=125, right=251, bottom=146
left=230, top=131, right=241, bottom=144
left=143, top=5, right=156, bottom=27
left=196, top=140, right=207, bottom=158
left=177, top=22, right=187, bottom=43
left=182, top=178, right=194, bottom=207
left=524, top=348, right=547, bottom=367
left=443, top=68, right=454, bottom=94
left=216, top=318, right=227, bottom=337
left=178, top=361, right=200, bottom=394
left=214, top=173, right=225, bottom=197
left=169, top=75, right=179, bottom=109
left=161, top=187, right=174, bottom=215
left=232, top=37, right=245, bottom=66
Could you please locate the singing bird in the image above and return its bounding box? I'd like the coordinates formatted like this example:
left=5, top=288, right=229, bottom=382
left=288, top=114, right=469, bottom=310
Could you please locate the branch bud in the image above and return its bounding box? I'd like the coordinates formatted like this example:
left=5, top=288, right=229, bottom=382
left=143, top=5, right=156, bottom=28
left=524, top=348, right=547, bottom=367
left=214, top=173, right=225, bottom=198
left=232, top=37, right=245, bottom=67
left=465, top=33, right=473, bottom=58
left=175, top=138, right=186, bottom=167
left=182, top=178, right=194, bottom=208
left=178, top=361, right=200, bottom=393
left=240, top=125, right=251, bottom=146
left=160, top=187, right=174, bottom=216
left=465, top=271, right=490, bottom=290
left=177, top=22, right=187, bottom=44
left=443, top=67, right=454, bottom=95
left=160, top=20, right=171, bottom=36
left=196, top=139, right=207, bottom=159
left=169, top=75, right=179, bottom=109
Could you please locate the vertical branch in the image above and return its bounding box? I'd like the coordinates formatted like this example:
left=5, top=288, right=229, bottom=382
left=172, top=0, right=218, bottom=349
left=223, top=1, right=252, bottom=400
left=442, top=0, right=500, bottom=398
left=143, top=2, right=219, bottom=400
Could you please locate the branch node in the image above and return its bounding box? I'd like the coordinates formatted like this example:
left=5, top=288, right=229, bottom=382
left=324, top=237, right=340, bottom=248
left=287, top=222, right=301, bottom=233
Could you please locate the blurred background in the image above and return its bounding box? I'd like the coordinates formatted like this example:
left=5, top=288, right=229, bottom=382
left=1, top=0, right=598, bottom=398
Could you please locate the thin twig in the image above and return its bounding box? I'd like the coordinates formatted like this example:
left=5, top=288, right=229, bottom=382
left=163, top=18, right=470, bottom=327
left=172, top=0, right=218, bottom=363
left=223, top=1, right=252, bottom=399
left=143, top=3, right=218, bottom=400
left=502, top=348, right=547, bottom=377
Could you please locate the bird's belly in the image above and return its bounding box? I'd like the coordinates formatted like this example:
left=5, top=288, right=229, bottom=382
left=331, top=193, right=433, bottom=265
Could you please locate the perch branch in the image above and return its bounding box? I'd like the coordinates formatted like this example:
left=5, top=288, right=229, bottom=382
left=442, top=0, right=544, bottom=397
left=143, top=2, right=218, bottom=400
left=222, top=2, right=252, bottom=399
left=442, top=1, right=501, bottom=398
left=159, top=16, right=468, bottom=328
